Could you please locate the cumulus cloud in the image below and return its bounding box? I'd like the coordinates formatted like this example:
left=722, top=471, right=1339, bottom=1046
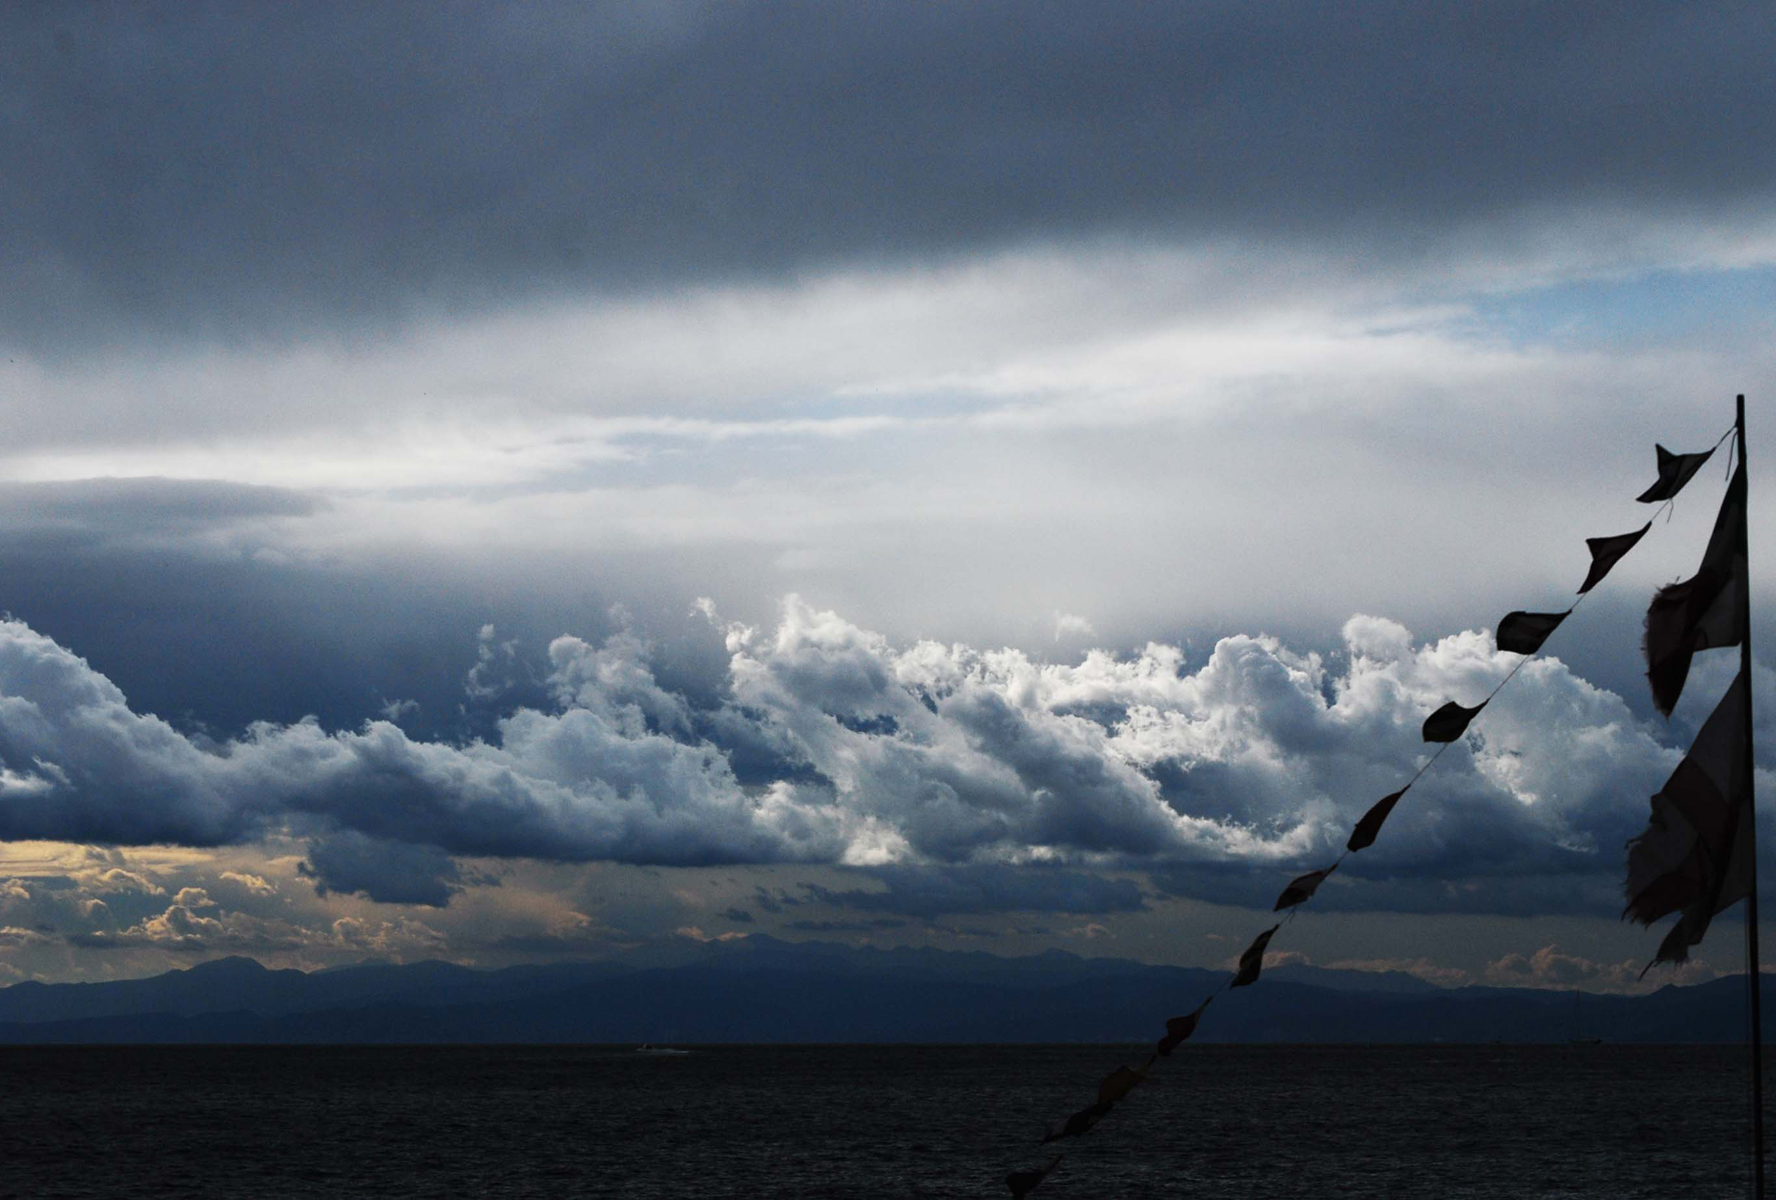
left=0, top=925, right=50, bottom=946
left=463, top=624, right=524, bottom=702
left=88, top=868, right=165, bottom=896
left=1322, top=957, right=1474, bottom=989
left=1483, top=943, right=1720, bottom=990
left=0, top=615, right=842, bottom=872
left=74, top=901, right=307, bottom=955
left=218, top=871, right=275, bottom=896
left=0, top=600, right=1759, bottom=919
left=330, top=916, right=448, bottom=959
left=1052, top=612, right=1096, bottom=643
left=673, top=926, right=748, bottom=944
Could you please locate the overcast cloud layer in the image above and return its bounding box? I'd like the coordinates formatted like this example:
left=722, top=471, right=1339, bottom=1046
left=5, top=1, right=1776, bottom=349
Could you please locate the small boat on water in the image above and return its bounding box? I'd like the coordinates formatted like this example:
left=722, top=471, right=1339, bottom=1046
left=635, top=1043, right=691, bottom=1056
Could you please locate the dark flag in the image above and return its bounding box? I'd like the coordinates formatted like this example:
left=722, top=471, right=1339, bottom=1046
left=1644, top=465, right=1747, bottom=716
left=1006, top=1155, right=1064, bottom=1198
left=1157, top=998, right=1212, bottom=1056
left=1637, top=444, right=1717, bottom=504
left=1347, top=787, right=1408, bottom=852
left=1423, top=700, right=1485, bottom=743
left=1579, top=523, right=1651, bottom=593
left=1097, top=1062, right=1150, bottom=1107
left=1274, top=865, right=1336, bottom=911
left=1624, top=670, right=1753, bottom=969
left=1497, top=610, right=1567, bottom=655
left=1231, top=925, right=1280, bottom=988
left=1043, top=1102, right=1112, bottom=1144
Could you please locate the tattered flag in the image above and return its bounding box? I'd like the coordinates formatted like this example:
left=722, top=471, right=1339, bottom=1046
left=1644, top=465, right=1747, bottom=716
left=1231, top=925, right=1280, bottom=988
left=1636, top=443, right=1717, bottom=504
left=1157, top=998, right=1212, bottom=1056
left=1347, top=787, right=1408, bottom=852
left=1274, top=865, right=1336, bottom=911
left=1579, top=523, right=1651, bottom=593
left=1043, top=1102, right=1112, bottom=1144
left=1422, top=700, right=1486, bottom=743
left=1497, top=610, right=1567, bottom=656
left=1006, top=1154, right=1064, bottom=1198
left=1624, top=670, right=1752, bottom=970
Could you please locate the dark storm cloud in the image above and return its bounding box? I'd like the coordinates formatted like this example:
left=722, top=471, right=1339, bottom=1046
left=0, top=539, right=639, bottom=739
left=803, top=864, right=1147, bottom=918
left=298, top=831, right=470, bottom=907
left=3, top=0, right=1772, bottom=347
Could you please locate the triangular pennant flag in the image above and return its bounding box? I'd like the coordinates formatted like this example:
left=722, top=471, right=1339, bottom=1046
left=1644, top=465, right=1747, bottom=716
left=1422, top=699, right=1485, bottom=743
left=1274, top=864, right=1336, bottom=911
left=1636, top=443, right=1716, bottom=504
left=1496, top=610, right=1567, bottom=656
left=1006, top=1155, right=1064, bottom=1198
left=1579, top=523, right=1651, bottom=593
left=1096, top=1062, right=1149, bottom=1107
left=1347, top=787, right=1408, bottom=852
left=1156, top=997, right=1212, bottom=1056
left=1231, top=924, right=1280, bottom=988
left=1042, top=1102, right=1112, bottom=1143
left=1624, top=671, right=1752, bottom=969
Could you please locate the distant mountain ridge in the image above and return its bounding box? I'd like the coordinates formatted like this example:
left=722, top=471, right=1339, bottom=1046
left=0, top=938, right=1764, bottom=1044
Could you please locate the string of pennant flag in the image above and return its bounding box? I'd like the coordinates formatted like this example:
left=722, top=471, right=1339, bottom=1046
left=1004, top=421, right=1752, bottom=1198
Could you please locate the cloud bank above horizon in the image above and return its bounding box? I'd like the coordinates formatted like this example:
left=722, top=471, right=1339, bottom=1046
left=4, top=597, right=1766, bottom=917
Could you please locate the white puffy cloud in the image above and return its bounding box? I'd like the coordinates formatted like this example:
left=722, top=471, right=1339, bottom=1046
left=218, top=871, right=275, bottom=897
left=330, top=916, right=448, bottom=959
left=0, top=616, right=840, bottom=875
left=73, top=900, right=310, bottom=955
left=1483, top=943, right=1720, bottom=990
left=0, top=600, right=1756, bottom=918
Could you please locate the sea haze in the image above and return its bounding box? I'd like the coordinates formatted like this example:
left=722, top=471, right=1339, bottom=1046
left=1, top=1044, right=1754, bottom=1198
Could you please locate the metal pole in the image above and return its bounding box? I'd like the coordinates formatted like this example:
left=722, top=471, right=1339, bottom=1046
left=1740, top=392, right=1764, bottom=1199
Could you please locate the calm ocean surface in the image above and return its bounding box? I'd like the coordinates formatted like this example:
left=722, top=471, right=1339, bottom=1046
left=2, top=1044, right=1760, bottom=1198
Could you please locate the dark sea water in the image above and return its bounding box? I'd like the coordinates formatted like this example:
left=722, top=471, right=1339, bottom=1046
left=2, top=1044, right=1761, bottom=1198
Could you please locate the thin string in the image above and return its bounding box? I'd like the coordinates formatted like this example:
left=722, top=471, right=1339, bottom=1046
left=1004, top=425, right=1739, bottom=1177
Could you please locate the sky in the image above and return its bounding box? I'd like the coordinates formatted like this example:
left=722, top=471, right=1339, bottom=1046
left=3, top=0, right=1776, bottom=992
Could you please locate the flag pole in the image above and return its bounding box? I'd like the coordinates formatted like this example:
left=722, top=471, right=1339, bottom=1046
left=1740, top=392, right=1765, bottom=1200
